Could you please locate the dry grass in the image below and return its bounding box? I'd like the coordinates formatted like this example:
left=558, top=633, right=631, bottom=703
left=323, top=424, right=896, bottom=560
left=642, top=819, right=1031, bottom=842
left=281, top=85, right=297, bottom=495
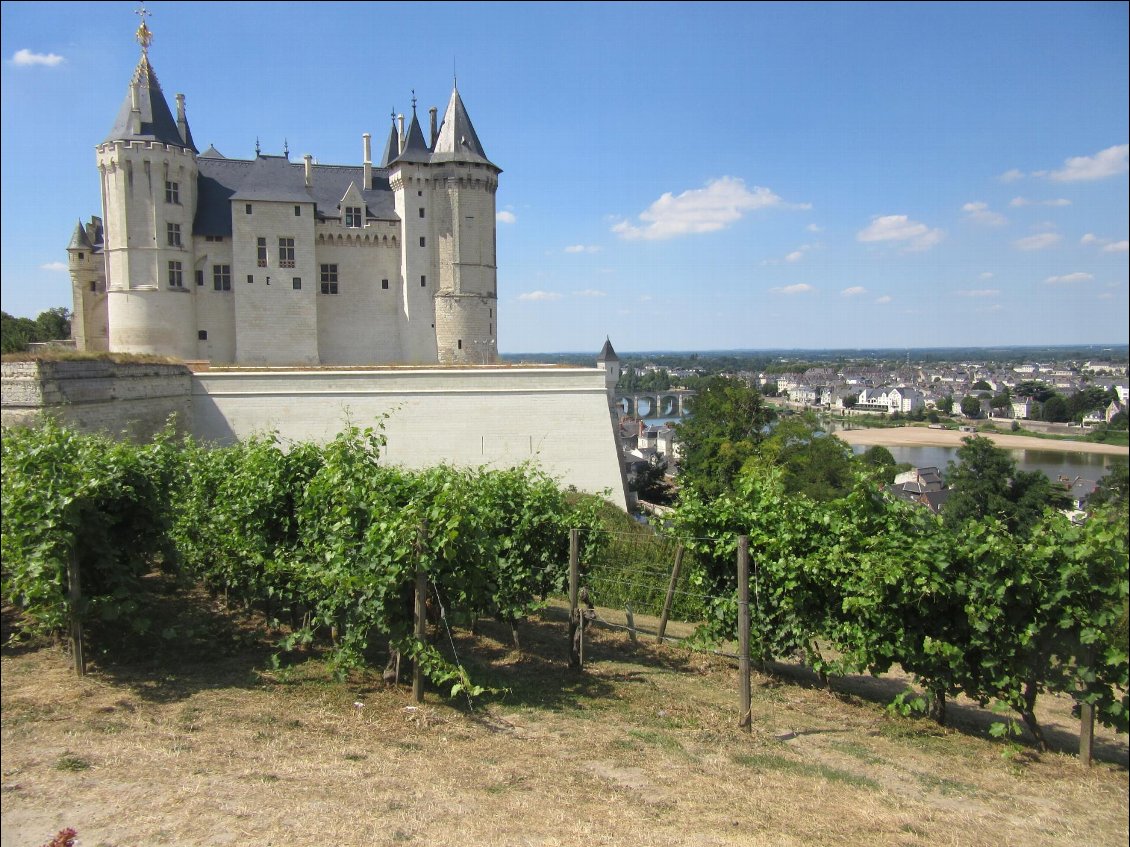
left=2, top=596, right=1127, bottom=847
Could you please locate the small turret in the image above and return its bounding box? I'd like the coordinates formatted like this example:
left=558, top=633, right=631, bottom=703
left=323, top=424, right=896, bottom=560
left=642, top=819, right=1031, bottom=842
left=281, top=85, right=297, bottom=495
left=597, top=337, right=621, bottom=392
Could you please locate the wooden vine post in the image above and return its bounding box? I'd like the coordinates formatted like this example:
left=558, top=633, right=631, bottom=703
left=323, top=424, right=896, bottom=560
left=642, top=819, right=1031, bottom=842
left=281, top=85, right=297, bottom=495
left=737, top=535, right=751, bottom=732
left=568, top=528, right=581, bottom=669
left=1079, top=646, right=1095, bottom=767
left=412, top=521, right=428, bottom=703
left=656, top=543, right=685, bottom=644
left=67, top=548, right=86, bottom=676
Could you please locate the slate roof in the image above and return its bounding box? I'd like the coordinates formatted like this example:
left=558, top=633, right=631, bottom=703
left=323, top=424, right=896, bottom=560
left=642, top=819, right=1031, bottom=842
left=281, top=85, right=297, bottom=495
left=432, top=87, right=497, bottom=169
left=390, top=111, right=432, bottom=165
left=104, top=55, right=196, bottom=152
left=193, top=156, right=398, bottom=237
left=598, top=338, right=619, bottom=362
left=68, top=221, right=92, bottom=251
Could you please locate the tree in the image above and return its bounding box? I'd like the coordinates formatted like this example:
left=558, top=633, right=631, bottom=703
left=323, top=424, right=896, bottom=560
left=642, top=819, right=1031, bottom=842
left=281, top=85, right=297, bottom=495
left=960, top=395, right=982, bottom=418
left=1, top=308, right=71, bottom=354
left=1015, top=381, right=1056, bottom=404
left=35, top=307, right=71, bottom=341
left=754, top=414, right=856, bottom=502
left=991, top=389, right=1012, bottom=412
left=675, top=377, right=775, bottom=499
left=859, top=445, right=899, bottom=483
left=841, top=394, right=857, bottom=409
left=936, top=396, right=955, bottom=415
left=972, top=379, right=993, bottom=392
left=1066, top=386, right=1113, bottom=422
left=944, top=436, right=1068, bottom=534
left=1090, top=462, right=1129, bottom=511
left=1041, top=394, right=1069, bottom=423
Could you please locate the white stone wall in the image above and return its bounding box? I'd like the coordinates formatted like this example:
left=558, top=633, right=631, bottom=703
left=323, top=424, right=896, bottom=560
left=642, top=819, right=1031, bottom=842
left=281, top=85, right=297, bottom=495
left=193, top=236, right=236, bottom=361
left=192, top=366, right=627, bottom=508
left=232, top=199, right=319, bottom=365
left=391, top=166, right=439, bottom=363
left=313, top=227, right=404, bottom=364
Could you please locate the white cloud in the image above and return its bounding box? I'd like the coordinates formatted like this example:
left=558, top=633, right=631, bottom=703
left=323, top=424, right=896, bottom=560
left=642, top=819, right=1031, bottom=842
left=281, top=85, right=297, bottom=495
left=770, top=283, right=813, bottom=295
left=1009, top=196, right=1071, bottom=207
left=1045, top=272, right=1094, bottom=285
left=962, top=201, right=1007, bottom=227
left=998, top=168, right=1025, bottom=183
left=1048, top=144, right=1129, bottom=182
left=1012, top=233, right=1061, bottom=251
left=1103, top=240, right=1129, bottom=253
left=841, top=286, right=867, bottom=297
left=805, top=223, right=823, bottom=233
left=40, top=261, right=68, bottom=272
left=857, top=214, right=944, bottom=251
left=612, top=176, right=808, bottom=241
left=496, top=210, right=516, bottom=224
left=957, top=289, right=1001, bottom=297
left=518, top=290, right=562, bottom=301
left=979, top=272, right=994, bottom=280
left=11, top=49, right=65, bottom=67
left=1081, top=233, right=1099, bottom=245
left=874, top=295, right=893, bottom=304
left=573, top=288, right=606, bottom=298
left=563, top=244, right=600, bottom=253
left=977, top=304, right=1005, bottom=313
left=784, top=251, right=804, bottom=263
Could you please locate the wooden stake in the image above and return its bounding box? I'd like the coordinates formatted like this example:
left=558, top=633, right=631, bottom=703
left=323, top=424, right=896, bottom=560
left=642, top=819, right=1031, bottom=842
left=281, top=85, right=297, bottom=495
left=67, top=548, right=85, bottom=677
left=737, top=535, right=751, bottom=732
left=625, top=604, right=637, bottom=644
left=568, top=528, right=581, bottom=669
left=412, top=522, right=428, bottom=703
left=656, top=543, right=685, bottom=644
left=1080, top=702, right=1094, bottom=767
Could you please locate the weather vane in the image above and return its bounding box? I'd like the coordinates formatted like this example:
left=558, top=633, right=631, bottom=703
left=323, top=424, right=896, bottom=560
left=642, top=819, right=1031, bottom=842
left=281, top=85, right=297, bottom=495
left=411, top=89, right=417, bottom=112
left=135, top=6, right=153, bottom=56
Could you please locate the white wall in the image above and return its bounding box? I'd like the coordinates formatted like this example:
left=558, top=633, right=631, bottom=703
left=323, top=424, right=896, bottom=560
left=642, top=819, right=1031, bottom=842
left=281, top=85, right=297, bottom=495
left=192, top=365, right=627, bottom=508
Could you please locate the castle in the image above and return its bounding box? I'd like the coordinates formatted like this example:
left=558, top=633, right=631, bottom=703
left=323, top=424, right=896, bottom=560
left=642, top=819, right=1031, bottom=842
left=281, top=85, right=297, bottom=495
left=68, top=14, right=500, bottom=367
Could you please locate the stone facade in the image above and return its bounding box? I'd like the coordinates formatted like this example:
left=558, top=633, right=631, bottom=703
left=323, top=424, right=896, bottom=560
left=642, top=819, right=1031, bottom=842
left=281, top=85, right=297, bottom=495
left=70, top=25, right=499, bottom=368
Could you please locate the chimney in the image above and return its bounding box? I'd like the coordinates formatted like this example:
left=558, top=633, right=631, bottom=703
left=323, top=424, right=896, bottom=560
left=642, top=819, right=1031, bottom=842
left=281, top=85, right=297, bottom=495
left=304, top=154, right=313, bottom=188
left=175, top=93, right=188, bottom=144
left=429, top=107, right=438, bottom=148
left=397, top=113, right=405, bottom=153
left=362, top=133, right=372, bottom=188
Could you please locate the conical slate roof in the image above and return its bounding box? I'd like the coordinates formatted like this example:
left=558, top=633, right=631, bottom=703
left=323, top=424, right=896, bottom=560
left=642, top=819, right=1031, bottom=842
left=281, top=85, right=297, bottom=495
left=103, top=55, right=196, bottom=151
left=431, top=87, right=497, bottom=169
left=390, top=110, right=431, bottom=165
left=67, top=220, right=92, bottom=251
left=378, top=121, right=400, bottom=168
left=597, top=338, right=619, bottom=362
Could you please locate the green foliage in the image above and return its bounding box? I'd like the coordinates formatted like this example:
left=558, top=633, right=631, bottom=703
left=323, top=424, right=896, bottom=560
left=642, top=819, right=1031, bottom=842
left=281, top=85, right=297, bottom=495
left=1, top=422, right=177, bottom=640
left=1, top=308, right=72, bottom=354
left=936, top=396, right=955, bottom=415
left=1041, top=394, right=1069, bottom=423
left=674, top=377, right=775, bottom=499
left=944, top=436, right=1068, bottom=534
left=753, top=415, right=856, bottom=502
left=960, top=395, right=982, bottom=418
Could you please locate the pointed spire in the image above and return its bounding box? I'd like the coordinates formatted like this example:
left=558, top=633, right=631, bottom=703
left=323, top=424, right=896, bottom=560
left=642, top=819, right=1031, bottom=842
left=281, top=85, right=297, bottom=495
left=431, top=86, right=497, bottom=169
left=390, top=106, right=431, bottom=165
left=68, top=220, right=93, bottom=252
left=379, top=113, right=400, bottom=168
left=597, top=337, right=619, bottom=363
left=103, top=7, right=195, bottom=151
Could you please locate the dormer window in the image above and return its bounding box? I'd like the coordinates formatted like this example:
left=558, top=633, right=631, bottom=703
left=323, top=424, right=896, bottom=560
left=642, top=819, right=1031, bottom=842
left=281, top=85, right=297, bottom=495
left=345, top=206, right=363, bottom=228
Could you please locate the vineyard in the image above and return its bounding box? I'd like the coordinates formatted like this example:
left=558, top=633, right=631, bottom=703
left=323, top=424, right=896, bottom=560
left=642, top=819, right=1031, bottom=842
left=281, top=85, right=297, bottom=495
left=1, top=422, right=1127, bottom=751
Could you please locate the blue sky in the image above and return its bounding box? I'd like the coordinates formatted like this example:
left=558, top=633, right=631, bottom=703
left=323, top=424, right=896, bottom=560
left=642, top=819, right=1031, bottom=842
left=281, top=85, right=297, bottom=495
left=1, top=1, right=1127, bottom=353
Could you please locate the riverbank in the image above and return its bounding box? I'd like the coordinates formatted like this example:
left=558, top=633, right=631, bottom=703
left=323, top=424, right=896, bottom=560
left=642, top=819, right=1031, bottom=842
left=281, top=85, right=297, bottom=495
left=838, top=426, right=1129, bottom=456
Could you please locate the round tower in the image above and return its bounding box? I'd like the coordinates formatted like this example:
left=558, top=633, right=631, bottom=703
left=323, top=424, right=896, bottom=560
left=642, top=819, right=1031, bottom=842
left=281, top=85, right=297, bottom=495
left=428, top=87, right=501, bottom=365
left=98, top=15, right=200, bottom=359
left=67, top=218, right=108, bottom=351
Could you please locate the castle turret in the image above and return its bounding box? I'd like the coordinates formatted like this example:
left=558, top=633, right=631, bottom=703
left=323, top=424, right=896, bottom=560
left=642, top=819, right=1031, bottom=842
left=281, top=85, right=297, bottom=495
left=429, top=87, right=500, bottom=364
left=597, top=337, right=621, bottom=393
left=68, top=218, right=108, bottom=351
left=96, top=12, right=200, bottom=359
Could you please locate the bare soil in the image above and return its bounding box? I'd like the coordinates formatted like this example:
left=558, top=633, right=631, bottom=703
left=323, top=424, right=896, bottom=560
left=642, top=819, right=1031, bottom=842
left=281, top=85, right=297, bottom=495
left=838, top=425, right=1128, bottom=456
left=3, top=598, right=1127, bottom=847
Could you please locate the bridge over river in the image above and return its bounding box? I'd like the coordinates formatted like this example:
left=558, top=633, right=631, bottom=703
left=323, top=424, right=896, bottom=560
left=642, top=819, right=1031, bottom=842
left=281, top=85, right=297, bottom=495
left=614, top=390, right=696, bottom=419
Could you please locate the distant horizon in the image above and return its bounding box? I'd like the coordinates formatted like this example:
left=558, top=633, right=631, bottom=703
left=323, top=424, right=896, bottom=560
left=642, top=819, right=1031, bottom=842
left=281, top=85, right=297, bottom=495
left=501, top=342, right=1130, bottom=359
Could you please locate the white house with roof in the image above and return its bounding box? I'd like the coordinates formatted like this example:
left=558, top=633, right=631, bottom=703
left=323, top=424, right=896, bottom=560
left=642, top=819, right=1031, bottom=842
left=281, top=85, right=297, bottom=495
left=69, top=16, right=499, bottom=367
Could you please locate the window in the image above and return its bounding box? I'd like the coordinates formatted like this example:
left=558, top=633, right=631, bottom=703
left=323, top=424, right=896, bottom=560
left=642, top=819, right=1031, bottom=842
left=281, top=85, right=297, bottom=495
left=168, top=260, right=183, bottom=288
left=419, top=236, right=426, bottom=247
left=165, top=181, right=180, bottom=204
left=278, top=237, right=295, bottom=268
left=345, top=206, right=362, bottom=228
left=294, top=205, right=302, bottom=217
left=78, top=252, right=85, bottom=260
left=213, top=264, right=231, bottom=291
left=205, top=235, right=224, bottom=243
left=195, top=270, right=204, bottom=287
left=247, top=274, right=254, bottom=284
left=292, top=277, right=302, bottom=290
left=257, top=237, right=267, bottom=267
left=458, top=339, right=463, bottom=350
left=381, top=278, right=389, bottom=290
left=198, top=330, right=208, bottom=341
left=417, top=190, right=422, bottom=197
left=245, top=203, right=252, bottom=215
left=418, top=207, right=425, bottom=218
left=420, top=275, right=426, bottom=287
left=320, top=264, right=338, bottom=295
left=89, top=281, right=97, bottom=292
left=167, top=223, right=182, bottom=247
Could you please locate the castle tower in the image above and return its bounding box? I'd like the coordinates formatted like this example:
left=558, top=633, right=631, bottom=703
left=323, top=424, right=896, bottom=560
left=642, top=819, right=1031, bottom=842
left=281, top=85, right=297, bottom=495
left=387, top=103, right=439, bottom=364
left=428, top=87, right=500, bottom=365
left=67, top=218, right=108, bottom=351
left=96, top=12, right=200, bottom=359
left=597, top=337, right=621, bottom=392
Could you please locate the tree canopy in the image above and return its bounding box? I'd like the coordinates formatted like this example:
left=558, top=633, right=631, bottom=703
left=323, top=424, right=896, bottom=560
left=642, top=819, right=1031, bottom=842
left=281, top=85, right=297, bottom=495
left=1, top=308, right=72, bottom=354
